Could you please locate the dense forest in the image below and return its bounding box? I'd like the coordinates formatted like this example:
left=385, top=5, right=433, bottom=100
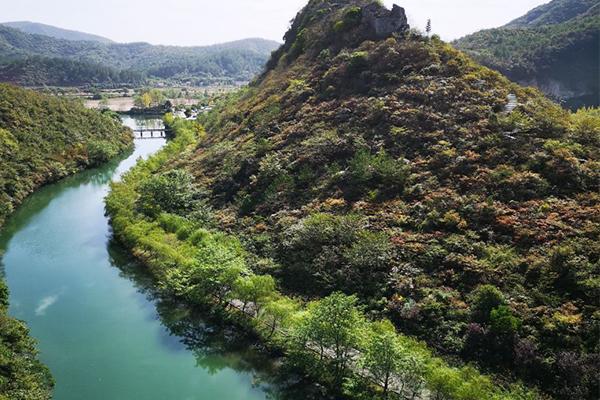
left=106, top=0, right=599, bottom=399
left=0, top=25, right=280, bottom=87
left=0, top=55, right=146, bottom=87
left=0, top=83, right=132, bottom=399
left=454, top=0, right=599, bottom=109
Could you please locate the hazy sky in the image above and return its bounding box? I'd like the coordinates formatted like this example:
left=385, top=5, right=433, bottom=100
left=2, top=0, right=550, bottom=46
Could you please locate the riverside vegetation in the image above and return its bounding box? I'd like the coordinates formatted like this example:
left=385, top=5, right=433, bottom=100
left=106, top=116, right=541, bottom=400
left=0, top=83, right=132, bottom=400
left=106, top=1, right=600, bottom=399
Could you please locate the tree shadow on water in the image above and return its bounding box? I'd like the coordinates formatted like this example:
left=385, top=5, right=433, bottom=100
left=107, top=239, right=334, bottom=400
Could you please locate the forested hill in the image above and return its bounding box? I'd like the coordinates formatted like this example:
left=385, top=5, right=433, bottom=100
left=1, top=21, right=114, bottom=43
left=454, top=0, right=599, bottom=109
left=0, top=83, right=132, bottom=399
left=0, top=24, right=280, bottom=87
left=116, top=0, right=599, bottom=398
left=504, top=0, right=599, bottom=27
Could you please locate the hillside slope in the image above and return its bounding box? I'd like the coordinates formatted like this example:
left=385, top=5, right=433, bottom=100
left=131, top=0, right=599, bottom=398
left=0, top=83, right=133, bottom=399
left=505, top=0, right=599, bottom=27
left=0, top=25, right=280, bottom=87
left=1, top=21, right=114, bottom=43
left=104, top=1, right=599, bottom=398
left=454, top=0, right=599, bottom=108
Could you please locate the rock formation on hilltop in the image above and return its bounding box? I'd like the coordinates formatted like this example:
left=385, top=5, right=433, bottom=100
left=363, top=3, right=409, bottom=38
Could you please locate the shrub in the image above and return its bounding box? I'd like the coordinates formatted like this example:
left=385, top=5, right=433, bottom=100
left=569, top=107, right=600, bottom=146
left=349, top=51, right=369, bottom=71
left=347, top=149, right=409, bottom=198
left=490, top=305, right=521, bottom=336
left=136, top=169, right=199, bottom=217
left=469, top=285, right=506, bottom=323
left=87, top=140, right=119, bottom=166
left=334, top=6, right=362, bottom=33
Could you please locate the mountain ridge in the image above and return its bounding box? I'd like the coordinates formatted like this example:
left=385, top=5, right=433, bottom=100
left=504, top=0, right=598, bottom=27
left=1, top=20, right=115, bottom=43
left=454, top=0, right=599, bottom=108
left=0, top=24, right=280, bottom=86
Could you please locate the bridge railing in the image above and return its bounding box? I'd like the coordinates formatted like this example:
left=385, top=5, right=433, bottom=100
left=132, top=128, right=167, bottom=139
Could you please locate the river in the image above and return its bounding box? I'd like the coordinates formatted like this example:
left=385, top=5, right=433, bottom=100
left=0, top=116, right=319, bottom=400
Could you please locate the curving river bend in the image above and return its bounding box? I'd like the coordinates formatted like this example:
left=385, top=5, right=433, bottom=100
left=0, top=116, right=316, bottom=400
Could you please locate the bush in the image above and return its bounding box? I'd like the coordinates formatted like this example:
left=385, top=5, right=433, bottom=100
left=137, top=169, right=199, bottom=217
left=87, top=140, right=120, bottom=166
left=334, top=6, right=362, bottom=33
left=469, top=285, right=506, bottom=323
left=349, top=51, right=369, bottom=72
left=347, top=149, right=409, bottom=199
left=490, top=305, right=521, bottom=336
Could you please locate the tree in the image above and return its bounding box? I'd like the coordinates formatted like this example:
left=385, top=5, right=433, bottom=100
left=232, top=274, right=276, bottom=315
left=258, top=296, right=300, bottom=340
left=469, top=284, right=506, bottom=323
left=298, top=292, right=364, bottom=377
left=136, top=169, right=198, bottom=217
left=135, top=92, right=152, bottom=108
left=426, top=19, right=432, bottom=36
left=361, top=320, right=402, bottom=396
left=490, top=305, right=521, bottom=336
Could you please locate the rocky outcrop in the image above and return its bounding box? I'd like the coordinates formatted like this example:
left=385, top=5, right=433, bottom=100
left=362, top=3, right=409, bottom=38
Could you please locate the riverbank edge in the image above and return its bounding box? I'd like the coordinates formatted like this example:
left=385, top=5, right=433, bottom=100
left=105, top=117, right=542, bottom=400
left=0, top=127, right=134, bottom=400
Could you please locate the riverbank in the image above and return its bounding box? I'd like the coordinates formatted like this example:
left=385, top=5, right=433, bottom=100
left=105, top=118, right=542, bottom=400
left=3, top=114, right=314, bottom=400
left=0, top=85, right=133, bottom=400
left=0, top=84, right=135, bottom=400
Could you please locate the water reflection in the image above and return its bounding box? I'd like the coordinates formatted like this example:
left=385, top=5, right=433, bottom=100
left=107, top=241, right=333, bottom=400
left=121, top=115, right=165, bottom=130
left=0, top=151, right=130, bottom=251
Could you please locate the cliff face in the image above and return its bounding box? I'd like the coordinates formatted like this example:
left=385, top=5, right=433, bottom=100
left=177, top=1, right=598, bottom=398
left=454, top=0, right=599, bottom=109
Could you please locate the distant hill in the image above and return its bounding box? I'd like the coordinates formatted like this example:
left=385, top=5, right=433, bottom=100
left=0, top=24, right=280, bottom=87
left=505, top=0, right=599, bottom=27
left=454, top=0, right=599, bottom=109
left=1, top=21, right=114, bottom=43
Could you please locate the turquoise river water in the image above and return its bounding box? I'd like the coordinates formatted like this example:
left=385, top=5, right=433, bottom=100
left=0, top=116, right=317, bottom=400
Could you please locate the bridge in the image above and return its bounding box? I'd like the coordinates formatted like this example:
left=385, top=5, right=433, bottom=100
left=132, top=128, right=167, bottom=139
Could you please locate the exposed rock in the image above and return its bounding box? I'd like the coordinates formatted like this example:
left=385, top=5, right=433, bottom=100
left=362, top=3, right=409, bottom=38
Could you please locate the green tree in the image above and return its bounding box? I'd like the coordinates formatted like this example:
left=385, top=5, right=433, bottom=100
left=135, top=92, right=153, bottom=108
left=232, top=274, right=276, bottom=315
left=469, top=285, right=506, bottom=323
left=136, top=169, right=198, bottom=217
left=361, top=320, right=402, bottom=396
left=490, top=305, right=521, bottom=336
left=257, top=296, right=300, bottom=340
left=298, top=292, right=365, bottom=377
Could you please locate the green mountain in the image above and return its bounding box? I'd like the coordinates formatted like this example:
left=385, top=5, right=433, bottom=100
left=106, top=1, right=599, bottom=399
left=0, top=25, right=280, bottom=87
left=1, top=21, right=114, bottom=43
left=454, top=0, right=599, bottom=109
left=505, top=0, right=599, bottom=27
left=0, top=83, right=133, bottom=399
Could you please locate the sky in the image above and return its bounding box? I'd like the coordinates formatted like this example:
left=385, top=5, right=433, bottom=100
left=1, top=0, right=550, bottom=46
